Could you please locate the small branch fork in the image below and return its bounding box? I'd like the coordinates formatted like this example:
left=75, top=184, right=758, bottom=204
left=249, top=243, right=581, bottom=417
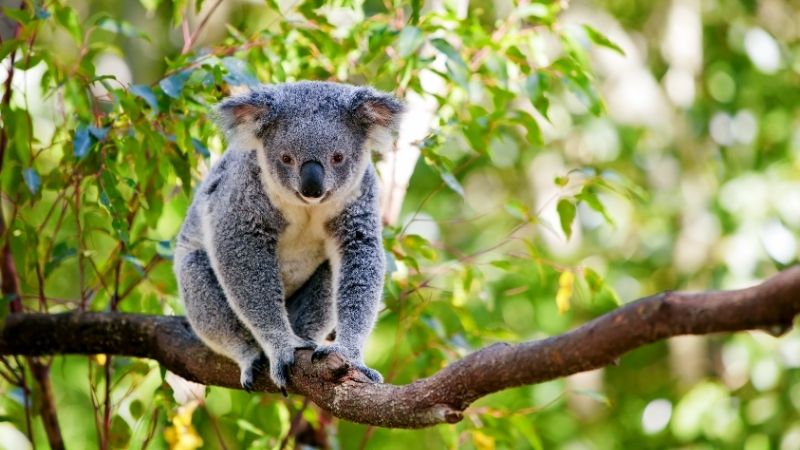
left=1, top=267, right=799, bottom=429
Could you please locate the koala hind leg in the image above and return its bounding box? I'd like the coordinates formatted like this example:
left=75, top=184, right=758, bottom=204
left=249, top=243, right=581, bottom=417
left=178, top=249, right=264, bottom=391
left=285, top=261, right=335, bottom=342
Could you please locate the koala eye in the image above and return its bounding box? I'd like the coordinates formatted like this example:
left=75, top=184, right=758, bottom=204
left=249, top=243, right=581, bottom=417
left=281, top=154, right=293, bottom=165
left=332, top=152, right=344, bottom=164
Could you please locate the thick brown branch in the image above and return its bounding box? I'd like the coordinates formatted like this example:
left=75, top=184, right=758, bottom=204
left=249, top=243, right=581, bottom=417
left=1, top=267, right=799, bottom=428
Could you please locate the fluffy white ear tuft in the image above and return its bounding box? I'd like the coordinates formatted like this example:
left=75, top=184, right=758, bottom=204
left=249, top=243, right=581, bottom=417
left=213, top=89, right=275, bottom=140
left=350, top=88, right=404, bottom=130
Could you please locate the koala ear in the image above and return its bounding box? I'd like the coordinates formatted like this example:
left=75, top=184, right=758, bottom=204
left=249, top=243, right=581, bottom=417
left=213, top=90, right=276, bottom=138
left=349, top=88, right=404, bottom=130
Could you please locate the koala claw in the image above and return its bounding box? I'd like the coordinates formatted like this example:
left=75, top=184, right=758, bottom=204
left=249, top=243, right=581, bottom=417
left=240, top=353, right=268, bottom=392
left=240, top=368, right=255, bottom=392
left=311, top=344, right=383, bottom=383
left=268, top=343, right=309, bottom=396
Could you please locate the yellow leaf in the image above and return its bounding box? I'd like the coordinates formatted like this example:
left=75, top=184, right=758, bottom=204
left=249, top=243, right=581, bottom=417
left=164, top=400, right=203, bottom=450
left=556, top=270, right=575, bottom=314
left=472, top=430, right=496, bottom=450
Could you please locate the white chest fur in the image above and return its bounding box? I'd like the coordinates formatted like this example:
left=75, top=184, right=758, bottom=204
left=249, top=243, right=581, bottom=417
left=277, top=204, right=332, bottom=297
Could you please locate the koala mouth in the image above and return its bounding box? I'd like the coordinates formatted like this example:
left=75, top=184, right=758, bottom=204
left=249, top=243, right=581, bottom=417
left=295, top=191, right=331, bottom=204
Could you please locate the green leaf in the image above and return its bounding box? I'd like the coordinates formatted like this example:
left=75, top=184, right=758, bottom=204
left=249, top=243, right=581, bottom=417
left=490, top=260, right=513, bottom=271
left=122, top=254, right=146, bottom=276
left=510, top=416, right=544, bottom=450
left=236, top=418, right=265, bottom=436
left=515, top=4, right=551, bottom=20
left=222, top=57, right=258, bottom=87
left=45, top=243, right=77, bottom=277
left=402, top=234, right=437, bottom=261
left=410, top=0, right=421, bottom=25
left=2, top=7, right=32, bottom=25
left=513, top=110, right=543, bottom=146
left=556, top=199, right=576, bottom=239
left=139, top=0, right=161, bottom=13
left=577, top=188, right=614, bottom=225
left=439, top=170, right=464, bottom=197
left=54, top=5, right=82, bottom=43
left=582, top=25, right=625, bottom=55
left=504, top=199, right=530, bottom=221
left=99, top=170, right=130, bottom=244
left=572, top=388, right=611, bottom=406
left=430, top=38, right=465, bottom=68
left=191, top=138, right=210, bottom=158
left=396, top=26, right=423, bottom=58
left=584, top=267, right=603, bottom=293
left=563, top=75, right=603, bottom=116
left=0, top=39, right=21, bottom=61
left=525, top=73, right=550, bottom=118
left=96, top=17, right=149, bottom=41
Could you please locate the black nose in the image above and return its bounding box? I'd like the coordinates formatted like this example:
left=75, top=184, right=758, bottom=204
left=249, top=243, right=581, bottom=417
left=299, top=161, right=324, bottom=198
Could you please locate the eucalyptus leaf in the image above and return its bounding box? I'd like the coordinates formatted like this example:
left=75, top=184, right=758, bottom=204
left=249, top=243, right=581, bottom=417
left=130, top=84, right=159, bottom=112
left=22, top=168, right=40, bottom=195
left=159, top=71, right=190, bottom=99
left=73, top=126, right=93, bottom=158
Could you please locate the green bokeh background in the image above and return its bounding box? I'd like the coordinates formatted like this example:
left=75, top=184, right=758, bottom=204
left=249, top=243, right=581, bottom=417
left=0, top=0, right=798, bottom=448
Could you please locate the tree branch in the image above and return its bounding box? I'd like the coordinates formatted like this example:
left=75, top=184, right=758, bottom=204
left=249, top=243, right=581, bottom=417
left=2, top=267, right=799, bottom=428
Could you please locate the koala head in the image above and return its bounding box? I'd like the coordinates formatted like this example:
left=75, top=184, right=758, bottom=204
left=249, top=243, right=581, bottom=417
left=215, top=82, right=403, bottom=206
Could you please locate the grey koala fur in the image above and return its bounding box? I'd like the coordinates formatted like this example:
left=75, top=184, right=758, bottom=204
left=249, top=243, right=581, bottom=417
left=173, top=81, right=403, bottom=393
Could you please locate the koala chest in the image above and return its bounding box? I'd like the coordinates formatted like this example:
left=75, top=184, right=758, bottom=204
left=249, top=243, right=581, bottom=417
left=277, top=209, right=330, bottom=297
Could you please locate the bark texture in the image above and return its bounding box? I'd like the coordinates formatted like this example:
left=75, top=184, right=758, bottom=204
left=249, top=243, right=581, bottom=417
left=2, top=266, right=799, bottom=428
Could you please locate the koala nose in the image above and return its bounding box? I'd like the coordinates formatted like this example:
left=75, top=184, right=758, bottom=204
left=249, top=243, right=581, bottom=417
left=299, top=161, right=324, bottom=198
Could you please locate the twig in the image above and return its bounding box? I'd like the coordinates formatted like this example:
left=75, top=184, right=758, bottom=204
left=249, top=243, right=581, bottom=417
left=29, top=358, right=65, bottom=450
left=181, top=0, right=225, bottom=55
left=280, top=398, right=310, bottom=449
left=140, top=407, right=160, bottom=450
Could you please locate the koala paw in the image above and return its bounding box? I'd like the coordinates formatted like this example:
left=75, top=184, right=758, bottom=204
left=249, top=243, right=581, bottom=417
left=240, top=353, right=268, bottom=392
left=311, top=342, right=349, bottom=362
left=353, top=362, right=383, bottom=383
left=267, top=339, right=318, bottom=396
left=311, top=344, right=383, bottom=383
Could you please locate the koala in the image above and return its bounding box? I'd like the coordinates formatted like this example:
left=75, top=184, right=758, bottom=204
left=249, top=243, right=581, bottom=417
left=173, top=81, right=402, bottom=393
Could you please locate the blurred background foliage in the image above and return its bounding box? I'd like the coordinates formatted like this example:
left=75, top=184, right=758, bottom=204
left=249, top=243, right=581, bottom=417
left=0, top=0, right=799, bottom=448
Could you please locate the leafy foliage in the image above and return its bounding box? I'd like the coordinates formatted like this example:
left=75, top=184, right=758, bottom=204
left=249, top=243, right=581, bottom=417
left=0, top=0, right=798, bottom=449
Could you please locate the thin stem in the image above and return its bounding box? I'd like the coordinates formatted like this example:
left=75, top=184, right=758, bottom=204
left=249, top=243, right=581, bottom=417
left=280, top=398, right=310, bottom=450
left=75, top=178, right=87, bottom=310
left=29, top=358, right=65, bottom=450
left=181, top=0, right=225, bottom=55
left=356, top=425, right=376, bottom=450
left=140, top=407, right=159, bottom=450
left=202, top=403, right=229, bottom=450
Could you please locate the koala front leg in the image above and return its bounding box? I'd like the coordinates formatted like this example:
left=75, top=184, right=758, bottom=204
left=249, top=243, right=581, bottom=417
left=286, top=261, right=335, bottom=342
left=177, top=248, right=265, bottom=391
left=208, top=213, right=315, bottom=393
left=314, top=210, right=385, bottom=383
